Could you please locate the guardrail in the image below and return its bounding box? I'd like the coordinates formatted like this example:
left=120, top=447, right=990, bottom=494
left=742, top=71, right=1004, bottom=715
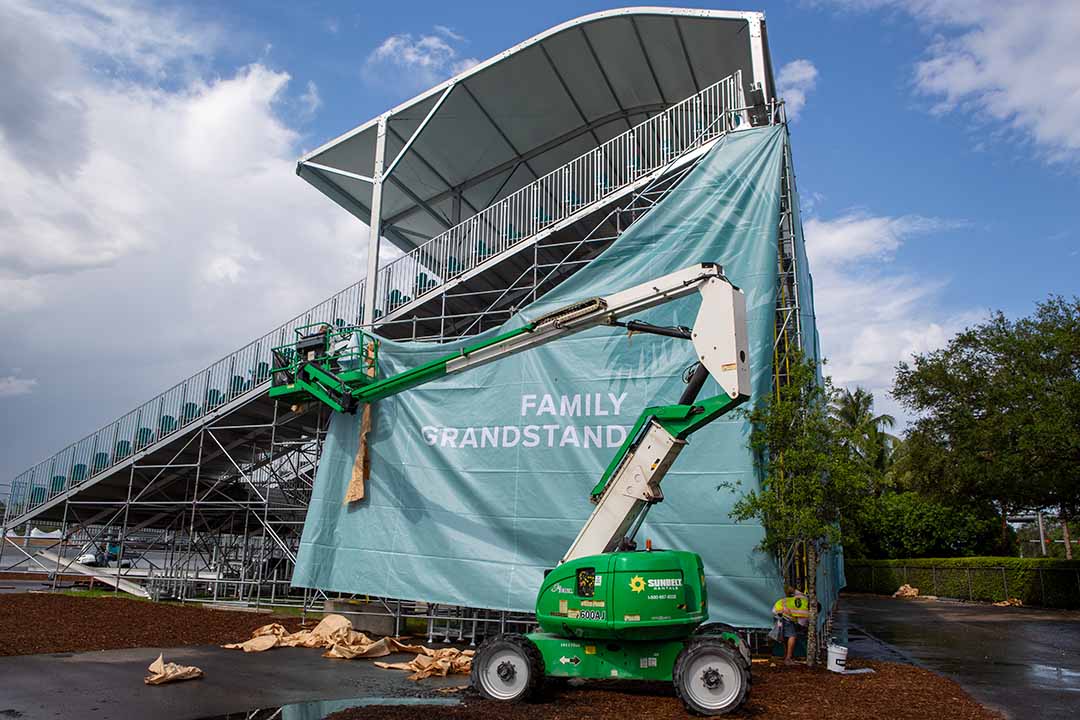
left=374, top=71, right=746, bottom=316
left=3, top=279, right=367, bottom=525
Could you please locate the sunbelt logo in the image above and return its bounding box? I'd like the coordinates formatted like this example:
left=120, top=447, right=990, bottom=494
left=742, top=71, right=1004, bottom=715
left=628, top=576, right=683, bottom=592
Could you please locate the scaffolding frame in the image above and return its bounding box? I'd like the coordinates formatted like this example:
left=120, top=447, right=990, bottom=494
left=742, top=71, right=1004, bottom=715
left=1, top=402, right=329, bottom=609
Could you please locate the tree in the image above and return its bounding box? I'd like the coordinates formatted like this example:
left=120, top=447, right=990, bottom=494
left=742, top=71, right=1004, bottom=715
left=830, top=386, right=898, bottom=484
left=1019, top=296, right=1080, bottom=558
left=729, top=351, right=861, bottom=665
left=893, top=295, right=1080, bottom=553
left=852, top=491, right=1002, bottom=558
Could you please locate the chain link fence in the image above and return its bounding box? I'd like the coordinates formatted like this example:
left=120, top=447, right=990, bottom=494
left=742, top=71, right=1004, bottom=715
left=845, top=561, right=1080, bottom=609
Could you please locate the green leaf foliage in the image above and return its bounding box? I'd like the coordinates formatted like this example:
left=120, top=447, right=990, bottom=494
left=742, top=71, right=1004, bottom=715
left=842, top=491, right=1002, bottom=559
left=892, top=295, right=1080, bottom=525
left=730, top=351, right=862, bottom=560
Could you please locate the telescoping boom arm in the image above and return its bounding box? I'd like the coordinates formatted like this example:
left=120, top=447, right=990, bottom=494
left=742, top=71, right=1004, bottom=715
left=269, top=262, right=750, bottom=560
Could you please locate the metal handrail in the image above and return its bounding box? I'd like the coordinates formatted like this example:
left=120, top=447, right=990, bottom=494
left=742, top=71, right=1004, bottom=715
left=374, top=71, right=746, bottom=315
left=3, top=278, right=368, bottom=525
left=3, top=73, right=746, bottom=524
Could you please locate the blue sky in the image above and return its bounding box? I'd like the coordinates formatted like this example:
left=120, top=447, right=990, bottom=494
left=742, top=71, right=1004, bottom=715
left=1, top=0, right=1078, bottom=486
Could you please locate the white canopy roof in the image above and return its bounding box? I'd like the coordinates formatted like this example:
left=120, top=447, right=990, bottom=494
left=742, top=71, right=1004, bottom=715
left=298, top=7, right=776, bottom=253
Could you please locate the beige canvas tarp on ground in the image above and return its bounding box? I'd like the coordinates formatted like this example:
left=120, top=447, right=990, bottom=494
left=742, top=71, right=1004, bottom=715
left=144, top=654, right=203, bottom=685
left=223, top=613, right=473, bottom=680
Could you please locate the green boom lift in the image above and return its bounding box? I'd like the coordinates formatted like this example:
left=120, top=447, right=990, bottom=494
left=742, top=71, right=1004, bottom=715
left=269, top=263, right=753, bottom=714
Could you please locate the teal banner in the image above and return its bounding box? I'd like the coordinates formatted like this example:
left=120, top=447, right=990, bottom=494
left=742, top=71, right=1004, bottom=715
left=293, top=126, right=827, bottom=628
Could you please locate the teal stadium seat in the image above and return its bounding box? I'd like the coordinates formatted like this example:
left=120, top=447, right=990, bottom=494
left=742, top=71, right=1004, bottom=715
left=229, top=375, right=248, bottom=398
left=206, top=388, right=224, bottom=409
left=387, top=289, right=411, bottom=310
left=416, top=273, right=437, bottom=295
left=181, top=403, right=201, bottom=423
left=135, top=427, right=154, bottom=450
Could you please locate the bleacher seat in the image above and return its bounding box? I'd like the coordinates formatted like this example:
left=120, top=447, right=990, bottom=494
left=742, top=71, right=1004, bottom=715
left=135, top=427, right=154, bottom=450
left=206, top=388, right=224, bottom=409
left=181, top=403, right=201, bottom=423
left=229, top=375, right=248, bottom=398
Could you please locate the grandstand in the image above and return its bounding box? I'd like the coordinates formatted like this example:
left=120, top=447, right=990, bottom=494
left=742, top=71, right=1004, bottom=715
left=2, top=8, right=804, bottom=633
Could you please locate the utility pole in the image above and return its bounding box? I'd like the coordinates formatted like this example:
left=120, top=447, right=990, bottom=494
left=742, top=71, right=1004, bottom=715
left=1037, top=511, right=1048, bottom=556
left=1062, top=507, right=1073, bottom=561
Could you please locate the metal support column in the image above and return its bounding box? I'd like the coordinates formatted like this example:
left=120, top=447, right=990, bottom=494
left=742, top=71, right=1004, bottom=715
left=362, top=115, right=389, bottom=327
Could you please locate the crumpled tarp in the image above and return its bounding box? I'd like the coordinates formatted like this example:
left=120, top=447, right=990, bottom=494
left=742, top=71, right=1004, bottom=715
left=293, top=126, right=837, bottom=628
left=223, top=613, right=474, bottom=680
left=893, top=584, right=920, bottom=598
left=144, top=654, right=202, bottom=685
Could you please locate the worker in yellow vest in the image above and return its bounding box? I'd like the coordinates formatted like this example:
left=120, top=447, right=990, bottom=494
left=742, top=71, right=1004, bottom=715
left=772, top=585, right=810, bottom=665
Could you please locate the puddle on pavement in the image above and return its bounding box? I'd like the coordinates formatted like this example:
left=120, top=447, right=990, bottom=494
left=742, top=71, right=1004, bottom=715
left=200, top=695, right=460, bottom=720
left=1030, top=663, right=1080, bottom=690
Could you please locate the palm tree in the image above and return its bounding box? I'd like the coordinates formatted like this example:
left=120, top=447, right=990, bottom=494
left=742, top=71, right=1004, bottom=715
left=830, top=387, right=898, bottom=475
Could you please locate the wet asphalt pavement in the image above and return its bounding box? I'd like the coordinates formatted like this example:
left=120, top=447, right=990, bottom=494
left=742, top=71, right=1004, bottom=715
left=839, top=594, right=1080, bottom=720
left=0, top=645, right=459, bottom=720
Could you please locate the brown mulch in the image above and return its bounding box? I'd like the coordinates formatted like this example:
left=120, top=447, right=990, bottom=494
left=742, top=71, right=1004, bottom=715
left=0, top=593, right=304, bottom=656
left=327, top=660, right=1001, bottom=720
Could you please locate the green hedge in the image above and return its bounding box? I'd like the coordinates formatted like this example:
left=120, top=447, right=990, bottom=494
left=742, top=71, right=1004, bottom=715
left=844, top=557, right=1080, bottom=608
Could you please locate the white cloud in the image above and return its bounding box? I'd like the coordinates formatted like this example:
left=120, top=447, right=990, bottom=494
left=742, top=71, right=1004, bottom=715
left=13, top=0, right=216, bottom=81
left=300, top=80, right=322, bottom=117
left=806, top=213, right=963, bottom=266
left=0, top=375, right=37, bottom=398
left=823, top=0, right=1080, bottom=161
left=434, top=25, right=464, bottom=42
left=0, top=1, right=367, bottom=479
left=365, top=28, right=479, bottom=91
left=777, top=59, right=819, bottom=121
left=805, top=211, right=978, bottom=424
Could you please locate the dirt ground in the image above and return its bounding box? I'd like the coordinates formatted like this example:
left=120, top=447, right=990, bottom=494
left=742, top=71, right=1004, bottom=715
left=0, top=593, right=304, bottom=656
left=0, top=594, right=1003, bottom=720
left=328, top=660, right=1001, bottom=720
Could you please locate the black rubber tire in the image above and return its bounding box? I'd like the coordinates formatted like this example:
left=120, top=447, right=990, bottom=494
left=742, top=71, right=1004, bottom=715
left=695, top=623, right=751, bottom=669
left=470, top=633, right=546, bottom=703
left=695, top=622, right=739, bottom=635
left=673, top=638, right=751, bottom=716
